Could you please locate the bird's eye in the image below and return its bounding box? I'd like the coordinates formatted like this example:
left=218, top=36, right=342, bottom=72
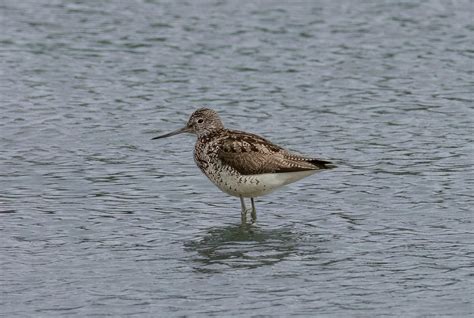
left=197, top=118, right=204, bottom=124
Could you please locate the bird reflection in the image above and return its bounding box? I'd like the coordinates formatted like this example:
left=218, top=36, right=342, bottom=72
left=185, top=223, right=299, bottom=272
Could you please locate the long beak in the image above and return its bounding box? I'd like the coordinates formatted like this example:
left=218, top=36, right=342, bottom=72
left=151, top=126, right=191, bottom=140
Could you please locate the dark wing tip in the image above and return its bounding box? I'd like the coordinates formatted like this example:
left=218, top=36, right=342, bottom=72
left=308, top=158, right=337, bottom=169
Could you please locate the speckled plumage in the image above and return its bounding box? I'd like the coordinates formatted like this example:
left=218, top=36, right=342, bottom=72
left=152, top=108, right=335, bottom=222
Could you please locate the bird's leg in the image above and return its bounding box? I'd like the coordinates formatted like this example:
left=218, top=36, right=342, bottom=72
left=239, top=196, right=247, bottom=223
left=250, top=198, right=257, bottom=223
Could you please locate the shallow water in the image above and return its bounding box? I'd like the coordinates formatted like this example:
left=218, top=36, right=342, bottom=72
left=1, top=0, right=473, bottom=316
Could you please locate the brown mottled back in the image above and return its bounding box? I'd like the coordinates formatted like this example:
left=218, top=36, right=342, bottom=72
left=216, top=130, right=335, bottom=175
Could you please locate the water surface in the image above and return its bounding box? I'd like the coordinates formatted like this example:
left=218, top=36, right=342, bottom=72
left=1, top=0, right=473, bottom=316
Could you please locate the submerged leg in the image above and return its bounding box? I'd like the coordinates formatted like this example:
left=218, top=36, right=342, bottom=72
left=250, top=198, right=257, bottom=223
left=239, top=196, right=247, bottom=223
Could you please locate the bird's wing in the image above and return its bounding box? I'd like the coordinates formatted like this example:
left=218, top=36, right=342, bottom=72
left=217, top=131, right=334, bottom=175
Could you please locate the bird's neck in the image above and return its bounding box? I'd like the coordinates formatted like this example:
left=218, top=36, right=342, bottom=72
left=197, top=128, right=225, bottom=141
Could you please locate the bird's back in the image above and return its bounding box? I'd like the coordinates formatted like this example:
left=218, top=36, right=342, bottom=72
left=195, top=129, right=334, bottom=175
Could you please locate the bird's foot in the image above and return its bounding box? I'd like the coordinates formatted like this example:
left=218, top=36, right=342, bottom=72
left=250, top=210, right=257, bottom=224
left=241, top=209, right=248, bottom=224
left=241, top=208, right=257, bottom=224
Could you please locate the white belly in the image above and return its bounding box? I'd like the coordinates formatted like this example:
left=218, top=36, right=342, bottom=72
left=207, top=169, right=318, bottom=198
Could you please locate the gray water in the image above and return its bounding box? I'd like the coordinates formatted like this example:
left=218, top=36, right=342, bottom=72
left=1, top=1, right=473, bottom=317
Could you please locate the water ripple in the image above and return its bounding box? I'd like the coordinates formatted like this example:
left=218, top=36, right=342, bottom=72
left=1, top=0, right=473, bottom=316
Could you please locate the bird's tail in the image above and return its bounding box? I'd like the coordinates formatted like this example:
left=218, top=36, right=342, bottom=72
left=308, top=158, right=336, bottom=169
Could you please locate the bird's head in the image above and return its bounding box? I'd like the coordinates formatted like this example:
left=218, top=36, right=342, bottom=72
left=152, top=108, right=224, bottom=140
